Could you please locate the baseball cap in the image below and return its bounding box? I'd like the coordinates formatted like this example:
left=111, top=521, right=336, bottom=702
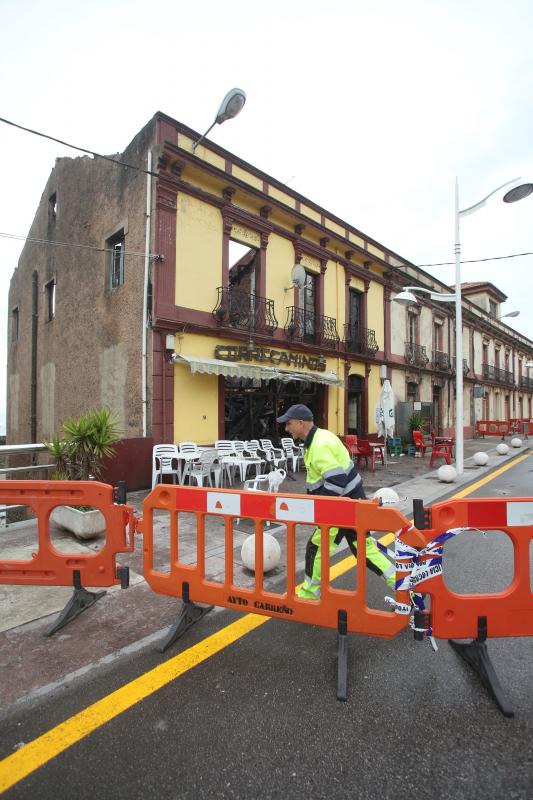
left=276, top=404, right=314, bottom=423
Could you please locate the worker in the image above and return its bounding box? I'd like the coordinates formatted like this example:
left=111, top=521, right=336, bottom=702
left=276, top=404, right=395, bottom=599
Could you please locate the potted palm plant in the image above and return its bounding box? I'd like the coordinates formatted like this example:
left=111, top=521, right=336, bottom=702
left=46, top=408, right=121, bottom=539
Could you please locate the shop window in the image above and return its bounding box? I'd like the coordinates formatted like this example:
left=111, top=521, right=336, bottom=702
left=108, top=230, right=125, bottom=289
left=45, top=279, right=55, bottom=322
left=347, top=374, right=363, bottom=435
left=11, top=306, right=19, bottom=342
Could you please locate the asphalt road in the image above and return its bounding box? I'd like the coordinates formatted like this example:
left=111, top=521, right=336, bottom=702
left=1, top=456, right=532, bottom=800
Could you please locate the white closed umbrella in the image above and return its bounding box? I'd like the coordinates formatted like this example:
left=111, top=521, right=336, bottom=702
left=376, top=379, right=395, bottom=441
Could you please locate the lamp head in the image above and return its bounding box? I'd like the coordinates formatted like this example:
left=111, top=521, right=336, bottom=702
left=393, top=289, right=418, bottom=305
left=503, top=183, right=533, bottom=204
left=500, top=310, right=520, bottom=319
left=215, top=88, right=246, bottom=125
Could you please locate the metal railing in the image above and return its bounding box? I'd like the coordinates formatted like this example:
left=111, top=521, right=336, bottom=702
left=519, top=375, right=533, bottom=389
left=452, top=358, right=470, bottom=376
left=343, top=325, right=379, bottom=356
left=434, top=350, right=451, bottom=371
left=482, top=363, right=515, bottom=384
left=405, top=342, right=429, bottom=367
left=284, top=307, right=339, bottom=346
left=212, top=287, right=278, bottom=335
left=0, top=443, right=56, bottom=526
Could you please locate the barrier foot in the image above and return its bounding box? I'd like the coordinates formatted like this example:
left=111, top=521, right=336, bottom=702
left=44, top=570, right=106, bottom=637
left=157, top=583, right=213, bottom=653
left=449, top=616, right=514, bottom=718
left=337, top=610, right=348, bottom=701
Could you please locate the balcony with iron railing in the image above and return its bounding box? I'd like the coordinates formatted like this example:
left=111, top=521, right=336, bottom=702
left=451, top=357, right=470, bottom=376
left=433, top=350, right=451, bottom=371
left=405, top=342, right=429, bottom=367
left=212, top=287, right=278, bottom=335
left=343, top=325, right=379, bottom=356
left=520, top=375, right=533, bottom=389
left=482, top=363, right=515, bottom=384
left=284, top=307, right=339, bottom=347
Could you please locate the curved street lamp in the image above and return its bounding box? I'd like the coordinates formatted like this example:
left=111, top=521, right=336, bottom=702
left=192, top=88, right=247, bottom=152
left=394, top=177, right=532, bottom=476
left=453, top=177, right=532, bottom=474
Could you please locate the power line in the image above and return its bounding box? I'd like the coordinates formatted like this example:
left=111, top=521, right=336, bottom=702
left=416, top=251, right=533, bottom=267
left=0, top=232, right=163, bottom=260
left=0, top=229, right=527, bottom=268
left=0, top=116, right=159, bottom=177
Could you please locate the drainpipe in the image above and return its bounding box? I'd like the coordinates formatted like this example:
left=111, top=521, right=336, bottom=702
left=31, top=270, right=38, bottom=443
left=142, top=151, right=152, bottom=437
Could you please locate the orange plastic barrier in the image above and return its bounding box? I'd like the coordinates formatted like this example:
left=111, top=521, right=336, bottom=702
left=0, top=480, right=135, bottom=588
left=138, top=484, right=425, bottom=638
left=396, top=496, right=533, bottom=640
left=476, top=420, right=510, bottom=437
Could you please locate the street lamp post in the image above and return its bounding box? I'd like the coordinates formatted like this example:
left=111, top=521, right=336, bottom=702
left=394, top=178, right=532, bottom=475
left=453, top=176, right=532, bottom=474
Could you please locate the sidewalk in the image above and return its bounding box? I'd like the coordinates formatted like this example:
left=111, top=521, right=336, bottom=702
left=0, top=436, right=530, bottom=713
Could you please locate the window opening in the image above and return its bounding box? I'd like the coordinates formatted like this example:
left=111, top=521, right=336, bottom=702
left=45, top=279, right=55, bottom=322
left=49, top=193, right=57, bottom=219
left=12, top=307, right=19, bottom=342
left=108, top=230, right=125, bottom=288
left=228, top=239, right=259, bottom=331
left=303, top=271, right=316, bottom=342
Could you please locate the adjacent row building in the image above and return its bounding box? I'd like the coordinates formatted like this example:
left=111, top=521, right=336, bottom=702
left=7, top=112, right=533, bottom=487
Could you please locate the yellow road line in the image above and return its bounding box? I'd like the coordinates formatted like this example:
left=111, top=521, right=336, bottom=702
left=0, top=614, right=269, bottom=793
left=1, top=450, right=530, bottom=792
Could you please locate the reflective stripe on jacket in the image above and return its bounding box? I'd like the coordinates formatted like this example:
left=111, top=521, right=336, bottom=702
left=303, top=427, right=362, bottom=497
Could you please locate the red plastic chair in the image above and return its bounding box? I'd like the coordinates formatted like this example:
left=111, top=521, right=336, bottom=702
left=344, top=435, right=359, bottom=459
left=430, top=443, right=453, bottom=467
left=412, top=430, right=433, bottom=458
left=356, top=440, right=373, bottom=470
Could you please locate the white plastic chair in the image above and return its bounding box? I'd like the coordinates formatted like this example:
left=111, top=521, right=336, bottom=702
left=215, top=440, right=240, bottom=486
left=233, top=441, right=264, bottom=482
left=152, top=444, right=180, bottom=488
left=281, top=437, right=303, bottom=472
left=177, top=441, right=201, bottom=482
left=189, top=450, right=219, bottom=487
left=259, top=439, right=287, bottom=471
left=242, top=469, right=287, bottom=527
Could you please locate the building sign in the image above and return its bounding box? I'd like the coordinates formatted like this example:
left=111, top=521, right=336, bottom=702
left=214, top=345, right=326, bottom=372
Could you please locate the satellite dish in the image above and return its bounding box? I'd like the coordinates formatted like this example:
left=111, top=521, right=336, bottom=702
left=291, top=264, right=307, bottom=289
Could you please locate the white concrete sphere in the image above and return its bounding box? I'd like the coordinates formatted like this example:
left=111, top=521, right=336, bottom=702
left=511, top=437, right=522, bottom=448
left=241, top=533, right=281, bottom=573
left=496, top=443, right=509, bottom=455
left=473, top=451, right=489, bottom=466
left=438, top=464, right=457, bottom=483
left=373, top=487, right=400, bottom=506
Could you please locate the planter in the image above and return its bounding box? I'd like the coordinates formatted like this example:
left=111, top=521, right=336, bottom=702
left=50, top=505, right=106, bottom=540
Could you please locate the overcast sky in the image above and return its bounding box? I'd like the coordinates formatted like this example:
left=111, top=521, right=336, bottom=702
left=1, top=0, right=532, bottom=436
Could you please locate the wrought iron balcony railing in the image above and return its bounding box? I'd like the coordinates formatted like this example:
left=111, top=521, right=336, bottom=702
left=452, top=358, right=470, bottom=376
left=284, top=307, right=339, bottom=346
left=343, top=325, right=379, bottom=356
left=520, top=375, right=533, bottom=389
left=405, top=342, right=429, bottom=367
left=212, top=287, right=278, bottom=335
left=482, top=363, right=514, bottom=384
left=434, top=350, right=451, bottom=371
